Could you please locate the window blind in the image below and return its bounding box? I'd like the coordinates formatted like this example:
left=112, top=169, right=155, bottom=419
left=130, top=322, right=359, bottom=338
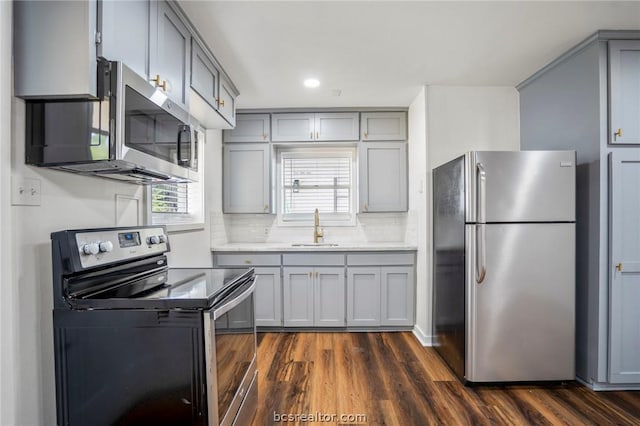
left=151, top=183, right=189, bottom=214
left=281, top=152, right=352, bottom=217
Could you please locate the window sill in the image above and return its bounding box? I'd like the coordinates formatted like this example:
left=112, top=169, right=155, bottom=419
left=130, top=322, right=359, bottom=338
left=164, top=222, right=206, bottom=233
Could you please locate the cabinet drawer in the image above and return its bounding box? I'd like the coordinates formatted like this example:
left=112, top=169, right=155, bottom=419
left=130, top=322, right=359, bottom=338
left=283, top=253, right=345, bottom=266
left=214, top=253, right=281, bottom=267
left=347, top=252, right=414, bottom=266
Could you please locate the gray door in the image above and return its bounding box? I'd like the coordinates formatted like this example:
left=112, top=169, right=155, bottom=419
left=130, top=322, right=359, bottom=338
left=465, top=223, right=575, bottom=382
left=609, top=151, right=640, bottom=383
left=466, top=151, right=576, bottom=223
left=314, top=267, right=345, bottom=326
left=608, top=40, right=640, bottom=144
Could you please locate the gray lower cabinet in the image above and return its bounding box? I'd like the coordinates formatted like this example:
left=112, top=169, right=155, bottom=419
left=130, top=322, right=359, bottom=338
left=347, top=264, right=414, bottom=326
left=283, top=267, right=345, bottom=327
left=347, top=268, right=381, bottom=326
left=359, top=142, right=408, bottom=212
left=380, top=267, right=414, bottom=326
left=254, top=267, right=282, bottom=327
left=223, top=144, right=270, bottom=213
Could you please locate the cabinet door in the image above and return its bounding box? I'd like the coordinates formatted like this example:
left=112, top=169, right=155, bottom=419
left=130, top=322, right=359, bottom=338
left=224, top=114, right=271, bottom=143
left=315, top=113, right=359, bottom=141
left=100, top=0, right=149, bottom=79
left=223, top=144, right=270, bottom=213
left=609, top=151, right=640, bottom=383
left=347, top=267, right=381, bottom=326
left=361, top=112, right=407, bottom=141
left=314, top=267, right=345, bottom=327
left=381, top=266, right=414, bottom=326
left=150, top=1, right=190, bottom=108
left=190, top=38, right=219, bottom=111
left=283, top=267, right=314, bottom=327
left=254, top=267, right=282, bottom=327
left=609, top=40, right=640, bottom=144
left=359, top=142, right=407, bottom=212
left=272, top=113, right=315, bottom=142
left=219, top=75, right=238, bottom=127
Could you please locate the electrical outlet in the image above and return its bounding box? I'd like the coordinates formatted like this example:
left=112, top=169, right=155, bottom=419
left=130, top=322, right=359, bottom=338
left=264, top=227, right=270, bottom=236
left=11, top=176, right=41, bottom=206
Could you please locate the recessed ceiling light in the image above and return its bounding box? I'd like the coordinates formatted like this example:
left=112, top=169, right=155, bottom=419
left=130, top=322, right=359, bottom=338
left=303, top=78, right=320, bottom=88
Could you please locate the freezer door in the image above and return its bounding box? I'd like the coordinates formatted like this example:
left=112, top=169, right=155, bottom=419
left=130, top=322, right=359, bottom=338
left=465, top=151, right=576, bottom=223
left=465, top=223, right=575, bottom=382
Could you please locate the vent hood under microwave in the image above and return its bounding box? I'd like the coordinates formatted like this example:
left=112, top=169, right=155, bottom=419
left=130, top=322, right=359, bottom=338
left=24, top=61, right=200, bottom=184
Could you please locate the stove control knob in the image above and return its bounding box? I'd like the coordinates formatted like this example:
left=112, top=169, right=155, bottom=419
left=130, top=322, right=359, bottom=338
left=82, top=243, right=99, bottom=255
left=99, top=241, right=114, bottom=253
left=158, top=234, right=167, bottom=244
left=147, top=235, right=160, bottom=245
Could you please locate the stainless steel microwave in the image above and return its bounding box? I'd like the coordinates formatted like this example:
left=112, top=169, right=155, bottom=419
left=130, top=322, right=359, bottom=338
left=25, top=60, right=199, bottom=184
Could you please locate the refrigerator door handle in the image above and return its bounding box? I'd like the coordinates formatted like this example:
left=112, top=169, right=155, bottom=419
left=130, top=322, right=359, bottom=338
left=477, top=162, right=486, bottom=224
left=476, top=224, right=486, bottom=284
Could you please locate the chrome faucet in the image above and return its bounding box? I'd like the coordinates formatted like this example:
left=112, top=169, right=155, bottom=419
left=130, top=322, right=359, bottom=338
left=313, top=208, right=324, bottom=243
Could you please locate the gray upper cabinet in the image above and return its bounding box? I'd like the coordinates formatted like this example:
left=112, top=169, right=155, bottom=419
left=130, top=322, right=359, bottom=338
left=271, top=113, right=359, bottom=142
left=218, top=75, right=238, bottom=127
left=315, top=113, right=359, bottom=141
left=223, top=144, right=270, bottom=213
left=361, top=112, right=407, bottom=141
left=609, top=40, right=640, bottom=144
left=272, top=113, right=315, bottom=141
left=100, top=0, right=149, bottom=80
left=14, top=1, right=100, bottom=98
left=224, top=114, right=271, bottom=143
left=149, top=1, right=191, bottom=109
left=359, top=142, right=408, bottom=212
left=190, top=38, right=219, bottom=111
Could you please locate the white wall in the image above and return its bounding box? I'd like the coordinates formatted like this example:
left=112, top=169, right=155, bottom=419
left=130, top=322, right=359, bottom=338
left=407, top=87, right=430, bottom=344
left=0, top=2, right=16, bottom=424
left=427, top=86, right=520, bottom=168
left=409, top=86, right=520, bottom=344
left=166, top=128, right=222, bottom=268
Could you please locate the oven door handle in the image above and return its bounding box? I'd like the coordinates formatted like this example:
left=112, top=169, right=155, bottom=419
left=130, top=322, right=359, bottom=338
left=213, top=279, right=256, bottom=320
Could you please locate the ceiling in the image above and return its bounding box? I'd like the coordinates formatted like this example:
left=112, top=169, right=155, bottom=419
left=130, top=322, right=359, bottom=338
left=179, top=1, right=640, bottom=109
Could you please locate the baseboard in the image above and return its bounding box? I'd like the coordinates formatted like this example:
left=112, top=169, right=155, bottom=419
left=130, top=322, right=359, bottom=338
left=412, top=325, right=433, bottom=346
left=577, top=376, right=640, bottom=391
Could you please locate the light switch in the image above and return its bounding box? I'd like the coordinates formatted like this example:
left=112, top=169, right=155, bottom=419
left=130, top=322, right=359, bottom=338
left=11, top=176, right=41, bottom=206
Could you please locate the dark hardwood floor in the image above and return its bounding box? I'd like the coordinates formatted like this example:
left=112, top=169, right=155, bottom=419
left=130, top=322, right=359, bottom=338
left=253, top=332, right=640, bottom=425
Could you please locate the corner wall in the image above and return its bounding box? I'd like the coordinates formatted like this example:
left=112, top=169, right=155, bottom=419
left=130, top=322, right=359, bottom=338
left=415, top=85, right=520, bottom=346
left=0, top=2, right=16, bottom=424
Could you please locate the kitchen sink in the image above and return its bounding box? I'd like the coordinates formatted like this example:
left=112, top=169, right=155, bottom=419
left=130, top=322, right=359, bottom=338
left=291, top=243, right=339, bottom=247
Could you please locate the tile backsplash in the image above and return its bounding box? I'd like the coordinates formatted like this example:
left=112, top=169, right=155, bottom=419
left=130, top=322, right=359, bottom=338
left=217, top=213, right=409, bottom=244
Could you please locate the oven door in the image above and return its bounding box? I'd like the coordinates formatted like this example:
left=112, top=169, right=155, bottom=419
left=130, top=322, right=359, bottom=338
left=205, top=277, right=257, bottom=426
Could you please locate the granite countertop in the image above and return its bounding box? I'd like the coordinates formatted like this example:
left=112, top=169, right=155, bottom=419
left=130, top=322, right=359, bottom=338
left=211, top=242, right=417, bottom=252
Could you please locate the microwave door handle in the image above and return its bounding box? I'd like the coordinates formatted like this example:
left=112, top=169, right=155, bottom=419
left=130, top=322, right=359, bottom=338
left=177, top=126, right=184, bottom=167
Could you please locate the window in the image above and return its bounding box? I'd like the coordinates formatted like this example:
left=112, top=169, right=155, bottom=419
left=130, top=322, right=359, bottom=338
left=278, top=148, right=356, bottom=225
left=147, top=130, right=205, bottom=230
left=149, top=180, right=204, bottom=228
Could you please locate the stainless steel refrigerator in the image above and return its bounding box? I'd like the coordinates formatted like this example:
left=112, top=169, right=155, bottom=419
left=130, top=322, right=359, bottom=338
left=433, top=150, right=576, bottom=383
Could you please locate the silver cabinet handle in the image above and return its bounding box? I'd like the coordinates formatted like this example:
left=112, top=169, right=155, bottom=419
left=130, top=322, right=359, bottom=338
left=476, top=224, right=486, bottom=284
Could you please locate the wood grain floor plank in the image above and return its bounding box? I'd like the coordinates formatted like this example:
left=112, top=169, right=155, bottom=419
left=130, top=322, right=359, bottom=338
left=253, top=332, right=640, bottom=426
